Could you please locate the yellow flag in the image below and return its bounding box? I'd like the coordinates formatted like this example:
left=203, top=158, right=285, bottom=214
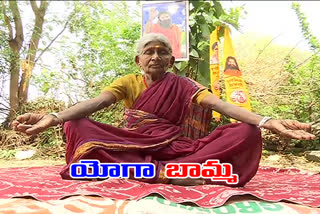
left=223, top=28, right=252, bottom=122
left=209, top=27, right=221, bottom=121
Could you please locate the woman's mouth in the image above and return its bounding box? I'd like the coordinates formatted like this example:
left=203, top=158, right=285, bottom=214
left=150, top=64, right=161, bottom=68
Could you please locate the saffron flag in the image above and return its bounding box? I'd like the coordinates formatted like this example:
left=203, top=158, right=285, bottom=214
left=223, top=28, right=252, bottom=122
left=209, top=27, right=221, bottom=121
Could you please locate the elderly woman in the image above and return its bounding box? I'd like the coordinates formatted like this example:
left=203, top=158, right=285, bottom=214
left=12, top=33, right=315, bottom=186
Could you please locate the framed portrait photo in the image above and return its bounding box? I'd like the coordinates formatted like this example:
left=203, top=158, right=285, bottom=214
left=141, top=1, right=189, bottom=61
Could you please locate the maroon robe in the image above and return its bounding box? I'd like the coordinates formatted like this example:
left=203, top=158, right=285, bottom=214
left=60, top=72, right=262, bottom=186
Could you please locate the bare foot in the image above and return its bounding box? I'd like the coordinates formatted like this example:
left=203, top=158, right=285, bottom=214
left=170, top=178, right=205, bottom=186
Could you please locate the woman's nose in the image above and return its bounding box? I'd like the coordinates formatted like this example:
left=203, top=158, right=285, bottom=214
left=151, top=52, right=160, bottom=60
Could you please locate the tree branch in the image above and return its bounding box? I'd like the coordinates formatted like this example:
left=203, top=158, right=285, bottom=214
left=39, top=0, right=48, bottom=11
left=34, top=17, right=69, bottom=63
left=251, top=40, right=307, bottom=73
left=277, top=40, right=303, bottom=74
left=255, top=33, right=282, bottom=62
left=290, top=51, right=320, bottom=70
left=8, top=0, right=23, bottom=50
left=285, top=40, right=303, bottom=57
left=27, top=0, right=48, bottom=63
left=18, top=0, right=49, bottom=104
left=1, top=0, right=13, bottom=40
left=30, top=0, right=38, bottom=14
left=34, top=1, right=88, bottom=63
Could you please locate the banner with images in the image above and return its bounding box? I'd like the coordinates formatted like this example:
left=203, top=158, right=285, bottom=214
left=209, top=27, right=221, bottom=121
left=141, top=1, right=189, bottom=61
left=223, top=28, right=252, bottom=122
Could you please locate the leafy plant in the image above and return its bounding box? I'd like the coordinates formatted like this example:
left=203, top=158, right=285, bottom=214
left=174, top=0, right=244, bottom=88
left=256, top=3, right=320, bottom=150
left=0, top=149, right=16, bottom=159
left=66, top=1, right=141, bottom=99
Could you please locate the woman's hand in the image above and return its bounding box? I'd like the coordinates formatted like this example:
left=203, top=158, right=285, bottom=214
left=261, top=119, right=316, bottom=140
left=11, top=113, right=61, bottom=135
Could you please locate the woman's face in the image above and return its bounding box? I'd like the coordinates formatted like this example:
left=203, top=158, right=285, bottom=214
left=136, top=41, right=174, bottom=77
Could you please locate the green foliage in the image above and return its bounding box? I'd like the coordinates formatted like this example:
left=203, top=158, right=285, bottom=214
left=175, top=0, right=243, bottom=88
left=246, top=3, right=320, bottom=150
left=282, top=3, right=320, bottom=125
left=14, top=97, right=66, bottom=145
left=0, top=17, right=10, bottom=74
left=33, top=1, right=141, bottom=102
left=15, top=97, right=66, bottom=116
left=33, top=1, right=241, bottom=104
left=33, top=69, right=65, bottom=95
left=67, top=1, right=141, bottom=98
left=233, top=30, right=319, bottom=150
left=0, top=149, right=16, bottom=159
left=278, top=56, right=320, bottom=123
left=12, top=97, right=66, bottom=158
left=34, top=125, right=65, bottom=158
left=0, top=31, right=10, bottom=109
left=292, top=3, right=320, bottom=52
left=90, top=102, right=125, bottom=127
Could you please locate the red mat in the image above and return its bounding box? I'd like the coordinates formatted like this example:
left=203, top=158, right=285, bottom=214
left=0, top=166, right=319, bottom=208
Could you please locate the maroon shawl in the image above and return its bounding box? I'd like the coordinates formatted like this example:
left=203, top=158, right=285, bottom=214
left=60, top=72, right=205, bottom=179
left=60, top=72, right=262, bottom=186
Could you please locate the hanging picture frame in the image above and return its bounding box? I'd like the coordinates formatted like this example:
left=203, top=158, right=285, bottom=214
left=141, top=1, right=189, bottom=61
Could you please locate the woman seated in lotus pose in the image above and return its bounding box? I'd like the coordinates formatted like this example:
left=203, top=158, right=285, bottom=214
left=12, top=33, right=315, bottom=186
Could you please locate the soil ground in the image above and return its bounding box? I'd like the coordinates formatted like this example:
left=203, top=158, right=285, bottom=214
left=260, top=151, right=320, bottom=172
left=0, top=152, right=319, bottom=172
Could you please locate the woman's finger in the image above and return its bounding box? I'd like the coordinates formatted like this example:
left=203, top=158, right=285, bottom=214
left=11, top=121, right=20, bottom=130
left=25, top=124, right=46, bottom=135
left=291, top=120, right=312, bottom=132
left=16, top=115, right=28, bottom=123
left=25, top=116, right=54, bottom=135
left=280, top=129, right=316, bottom=140
left=16, top=124, right=33, bottom=133
left=16, top=113, right=43, bottom=125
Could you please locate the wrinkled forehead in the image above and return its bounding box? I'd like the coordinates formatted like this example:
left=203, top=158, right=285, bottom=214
left=141, top=42, right=171, bottom=55
left=143, top=41, right=169, bottom=50
left=136, top=34, right=172, bottom=55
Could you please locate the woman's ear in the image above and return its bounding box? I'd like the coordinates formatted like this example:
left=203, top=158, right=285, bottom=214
left=169, top=56, right=175, bottom=68
left=135, top=55, right=140, bottom=66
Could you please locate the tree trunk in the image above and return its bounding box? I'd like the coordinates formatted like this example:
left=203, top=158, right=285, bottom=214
left=2, top=0, right=24, bottom=123
left=9, top=56, right=20, bottom=111
left=19, top=59, right=34, bottom=104
left=1, top=1, right=76, bottom=128
left=18, top=1, right=48, bottom=105
left=7, top=53, right=20, bottom=123
left=1, top=0, right=49, bottom=126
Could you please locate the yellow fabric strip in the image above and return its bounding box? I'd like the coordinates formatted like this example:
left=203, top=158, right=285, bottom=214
left=209, top=27, right=221, bottom=121
left=223, top=28, right=252, bottom=123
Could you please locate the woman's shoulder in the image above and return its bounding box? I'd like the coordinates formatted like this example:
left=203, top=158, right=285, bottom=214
left=117, top=73, right=143, bottom=83
left=167, top=73, right=207, bottom=92
left=175, top=74, right=204, bottom=88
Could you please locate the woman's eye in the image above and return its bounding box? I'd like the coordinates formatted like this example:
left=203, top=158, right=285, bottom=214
left=160, top=50, right=168, bottom=55
left=144, top=50, right=151, bottom=54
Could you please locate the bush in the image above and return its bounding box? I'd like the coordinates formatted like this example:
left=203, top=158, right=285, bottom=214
left=1, top=97, right=67, bottom=159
